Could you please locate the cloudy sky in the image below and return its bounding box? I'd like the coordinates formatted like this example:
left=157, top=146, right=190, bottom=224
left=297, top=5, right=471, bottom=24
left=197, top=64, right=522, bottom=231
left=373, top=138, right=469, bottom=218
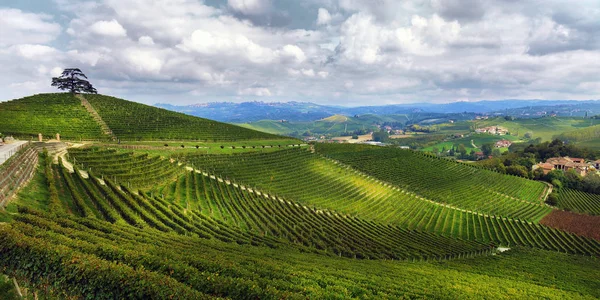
left=1, top=0, right=599, bottom=105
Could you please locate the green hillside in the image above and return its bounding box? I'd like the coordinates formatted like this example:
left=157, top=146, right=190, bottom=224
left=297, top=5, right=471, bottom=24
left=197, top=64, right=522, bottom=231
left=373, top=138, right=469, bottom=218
left=180, top=148, right=550, bottom=221
left=1, top=103, right=599, bottom=298
left=554, top=124, right=600, bottom=143
left=175, top=148, right=600, bottom=257
left=473, top=116, right=600, bottom=141
left=3, top=208, right=599, bottom=299
left=239, top=113, right=409, bottom=136
left=0, top=93, right=103, bottom=140
left=557, top=189, right=600, bottom=215
left=0, top=93, right=288, bottom=142
left=0, top=140, right=599, bottom=298
left=85, top=94, right=286, bottom=141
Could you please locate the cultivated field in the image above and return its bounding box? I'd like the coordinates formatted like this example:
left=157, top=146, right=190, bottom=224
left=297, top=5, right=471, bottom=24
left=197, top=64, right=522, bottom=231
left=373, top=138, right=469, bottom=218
left=0, top=94, right=598, bottom=298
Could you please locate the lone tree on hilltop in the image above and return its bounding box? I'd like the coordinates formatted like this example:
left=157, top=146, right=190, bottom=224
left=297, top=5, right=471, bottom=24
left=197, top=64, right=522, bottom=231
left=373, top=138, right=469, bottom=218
left=51, top=68, right=97, bottom=94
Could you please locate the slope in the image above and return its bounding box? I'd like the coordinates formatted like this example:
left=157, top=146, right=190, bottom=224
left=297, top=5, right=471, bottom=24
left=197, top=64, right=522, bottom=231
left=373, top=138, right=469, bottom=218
left=176, top=148, right=600, bottom=256
left=85, top=94, right=286, bottom=141
left=0, top=93, right=104, bottom=140
left=2, top=209, right=599, bottom=299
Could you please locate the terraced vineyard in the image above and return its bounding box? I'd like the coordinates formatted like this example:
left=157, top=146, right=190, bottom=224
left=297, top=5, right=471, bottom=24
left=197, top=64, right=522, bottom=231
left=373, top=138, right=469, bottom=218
left=85, top=94, right=285, bottom=141
left=557, top=189, right=600, bottom=215
left=315, top=144, right=551, bottom=220
left=179, top=148, right=550, bottom=221
left=67, top=147, right=182, bottom=189
left=178, top=149, right=600, bottom=255
left=0, top=94, right=104, bottom=139
left=52, top=160, right=492, bottom=260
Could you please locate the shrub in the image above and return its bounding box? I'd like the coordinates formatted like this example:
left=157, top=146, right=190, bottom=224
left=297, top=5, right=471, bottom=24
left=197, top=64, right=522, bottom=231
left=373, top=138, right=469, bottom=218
left=545, top=192, right=558, bottom=206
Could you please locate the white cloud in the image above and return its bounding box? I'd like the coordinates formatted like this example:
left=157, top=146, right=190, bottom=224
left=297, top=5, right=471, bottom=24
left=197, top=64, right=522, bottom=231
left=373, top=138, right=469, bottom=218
left=281, top=44, right=306, bottom=63
left=67, top=50, right=102, bottom=66
left=239, top=87, right=272, bottom=96
left=228, top=0, right=271, bottom=15
left=123, top=48, right=164, bottom=74
left=0, top=8, right=61, bottom=47
left=301, top=69, right=315, bottom=77
left=2, top=0, right=600, bottom=105
left=90, top=19, right=127, bottom=37
left=317, top=8, right=332, bottom=25
left=179, top=29, right=275, bottom=64
left=11, top=44, right=59, bottom=60
left=138, top=36, right=155, bottom=46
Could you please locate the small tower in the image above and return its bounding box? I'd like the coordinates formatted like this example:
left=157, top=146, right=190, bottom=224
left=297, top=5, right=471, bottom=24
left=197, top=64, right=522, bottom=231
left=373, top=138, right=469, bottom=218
left=38, top=133, right=43, bottom=142
left=56, top=133, right=60, bottom=142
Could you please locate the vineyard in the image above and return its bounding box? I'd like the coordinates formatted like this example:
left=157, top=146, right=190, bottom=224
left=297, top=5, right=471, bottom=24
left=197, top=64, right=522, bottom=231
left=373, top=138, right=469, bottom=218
left=67, top=147, right=182, bottom=189
left=2, top=208, right=598, bottom=299
left=84, top=94, right=285, bottom=141
left=0, top=142, right=598, bottom=298
left=0, top=93, right=291, bottom=142
left=1, top=95, right=599, bottom=298
left=0, top=94, right=104, bottom=140
left=557, top=189, right=600, bottom=215
left=177, top=148, right=600, bottom=255
left=314, top=144, right=551, bottom=220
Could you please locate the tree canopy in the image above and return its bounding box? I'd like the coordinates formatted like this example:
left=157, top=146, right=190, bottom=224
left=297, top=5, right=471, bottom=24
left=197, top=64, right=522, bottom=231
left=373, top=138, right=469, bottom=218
left=51, top=68, right=97, bottom=94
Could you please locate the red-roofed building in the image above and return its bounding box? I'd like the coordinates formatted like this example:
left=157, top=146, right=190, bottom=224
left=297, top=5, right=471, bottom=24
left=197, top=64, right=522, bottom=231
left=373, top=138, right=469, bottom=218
left=538, top=157, right=590, bottom=176
left=495, top=140, right=512, bottom=148
left=475, top=151, right=485, bottom=160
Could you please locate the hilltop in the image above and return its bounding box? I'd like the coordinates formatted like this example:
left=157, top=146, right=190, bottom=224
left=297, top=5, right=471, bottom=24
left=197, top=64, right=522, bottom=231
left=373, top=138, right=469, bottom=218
left=0, top=93, right=288, bottom=142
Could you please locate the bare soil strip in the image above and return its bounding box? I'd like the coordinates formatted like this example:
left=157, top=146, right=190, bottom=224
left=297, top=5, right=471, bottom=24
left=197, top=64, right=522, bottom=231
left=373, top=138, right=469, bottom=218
left=540, top=210, right=600, bottom=241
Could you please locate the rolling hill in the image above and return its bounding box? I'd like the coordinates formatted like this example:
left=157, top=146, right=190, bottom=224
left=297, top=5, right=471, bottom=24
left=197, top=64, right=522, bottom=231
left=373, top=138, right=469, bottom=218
left=0, top=95, right=599, bottom=299
left=0, top=93, right=288, bottom=142
left=238, top=113, right=410, bottom=136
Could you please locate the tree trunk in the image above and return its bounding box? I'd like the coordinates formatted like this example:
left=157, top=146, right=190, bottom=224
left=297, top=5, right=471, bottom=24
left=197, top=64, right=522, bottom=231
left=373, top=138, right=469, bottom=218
left=12, top=277, right=23, bottom=298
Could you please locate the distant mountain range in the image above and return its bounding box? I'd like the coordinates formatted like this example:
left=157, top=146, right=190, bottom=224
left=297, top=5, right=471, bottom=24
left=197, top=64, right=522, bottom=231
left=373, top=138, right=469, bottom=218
left=155, top=100, right=600, bottom=123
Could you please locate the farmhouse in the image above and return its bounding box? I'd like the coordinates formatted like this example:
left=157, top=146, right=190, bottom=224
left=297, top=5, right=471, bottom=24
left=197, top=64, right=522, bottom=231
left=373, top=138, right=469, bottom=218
left=475, top=126, right=508, bottom=135
left=533, top=157, right=590, bottom=176
left=475, top=151, right=485, bottom=160
left=495, top=140, right=512, bottom=148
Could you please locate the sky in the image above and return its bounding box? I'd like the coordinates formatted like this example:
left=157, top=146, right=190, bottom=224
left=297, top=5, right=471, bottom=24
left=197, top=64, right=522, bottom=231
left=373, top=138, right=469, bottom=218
left=1, top=0, right=600, bottom=106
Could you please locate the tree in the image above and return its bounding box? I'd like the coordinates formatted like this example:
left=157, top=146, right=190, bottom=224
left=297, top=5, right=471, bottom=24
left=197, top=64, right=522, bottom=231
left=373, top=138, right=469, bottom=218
left=372, top=130, right=389, bottom=142
left=481, top=143, right=493, bottom=156
left=457, top=144, right=467, bottom=158
left=545, top=192, right=558, bottom=206
left=51, top=68, right=97, bottom=94
left=506, top=165, right=529, bottom=178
